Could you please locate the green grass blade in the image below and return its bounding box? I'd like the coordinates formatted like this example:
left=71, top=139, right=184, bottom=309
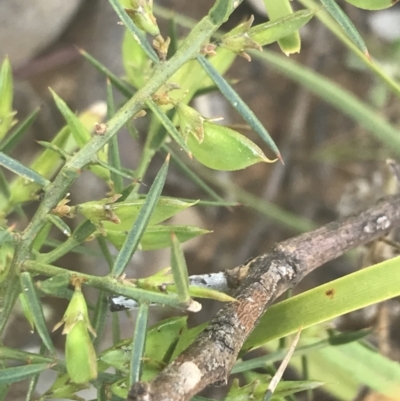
left=0, top=108, right=40, bottom=153
left=111, top=156, right=169, bottom=277
left=0, top=364, right=49, bottom=386
left=287, top=336, right=400, bottom=398
left=232, top=329, right=371, bottom=373
left=19, top=272, right=56, bottom=354
left=256, top=49, right=400, bottom=155
left=107, top=0, right=159, bottom=64
left=245, top=255, right=400, bottom=351
left=0, top=152, right=49, bottom=187
left=170, top=233, right=191, bottom=303
left=196, top=55, right=281, bottom=160
left=129, top=303, right=149, bottom=385
left=319, top=0, right=369, bottom=56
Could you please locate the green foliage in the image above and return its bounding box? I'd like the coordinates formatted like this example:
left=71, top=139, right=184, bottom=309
left=1, top=0, right=400, bottom=400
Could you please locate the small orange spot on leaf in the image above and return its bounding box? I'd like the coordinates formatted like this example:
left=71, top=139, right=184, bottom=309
left=325, top=289, right=335, bottom=299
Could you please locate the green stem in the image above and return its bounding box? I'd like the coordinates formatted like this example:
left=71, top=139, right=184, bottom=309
left=25, top=261, right=190, bottom=310
left=37, top=220, right=96, bottom=265
left=3, top=0, right=243, bottom=339
left=12, top=1, right=238, bottom=263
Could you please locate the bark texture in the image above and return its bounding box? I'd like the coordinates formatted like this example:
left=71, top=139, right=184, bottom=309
left=127, top=194, right=400, bottom=401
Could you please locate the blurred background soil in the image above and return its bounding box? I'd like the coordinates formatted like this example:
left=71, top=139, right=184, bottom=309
left=2, top=0, right=400, bottom=400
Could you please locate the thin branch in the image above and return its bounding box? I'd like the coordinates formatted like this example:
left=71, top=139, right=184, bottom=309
left=127, top=194, right=400, bottom=401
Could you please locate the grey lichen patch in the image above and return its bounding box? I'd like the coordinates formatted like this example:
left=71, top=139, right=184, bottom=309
left=363, top=215, right=391, bottom=234
left=376, top=215, right=391, bottom=230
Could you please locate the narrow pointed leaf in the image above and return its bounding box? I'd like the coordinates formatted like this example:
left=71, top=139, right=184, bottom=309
left=197, top=55, right=280, bottom=159
left=170, top=233, right=191, bottom=303
left=47, top=214, right=71, bottom=237
left=0, top=275, right=20, bottom=336
left=0, top=58, right=15, bottom=140
left=92, top=290, right=110, bottom=350
left=106, top=78, right=124, bottom=194
left=0, top=108, right=40, bottom=153
left=51, top=89, right=110, bottom=181
left=50, top=90, right=91, bottom=148
left=20, top=272, right=56, bottom=354
left=0, top=364, right=49, bottom=385
left=320, top=0, right=368, bottom=56
left=0, top=152, right=49, bottom=187
left=112, top=157, right=169, bottom=276
left=129, top=303, right=149, bottom=385
left=108, top=0, right=159, bottom=63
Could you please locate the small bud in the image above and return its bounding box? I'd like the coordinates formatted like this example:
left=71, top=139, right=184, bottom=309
left=53, top=280, right=97, bottom=384
left=152, top=83, right=180, bottom=106
left=52, top=196, right=73, bottom=218
left=94, top=123, right=107, bottom=135
left=201, top=43, right=218, bottom=57
left=153, top=35, right=170, bottom=61
left=219, top=16, right=262, bottom=62
left=176, top=103, right=205, bottom=143
left=74, top=194, right=122, bottom=227
left=125, top=0, right=160, bottom=37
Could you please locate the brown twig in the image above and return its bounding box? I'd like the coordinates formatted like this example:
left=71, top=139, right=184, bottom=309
left=127, top=194, right=400, bottom=401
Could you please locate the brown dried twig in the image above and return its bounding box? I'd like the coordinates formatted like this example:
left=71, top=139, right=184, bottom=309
left=127, top=194, right=400, bottom=401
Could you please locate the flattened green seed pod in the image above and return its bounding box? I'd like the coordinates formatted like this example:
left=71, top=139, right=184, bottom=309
left=263, top=0, right=301, bottom=55
left=187, top=121, right=275, bottom=171
left=65, top=321, right=97, bottom=384
left=345, top=0, right=397, bottom=10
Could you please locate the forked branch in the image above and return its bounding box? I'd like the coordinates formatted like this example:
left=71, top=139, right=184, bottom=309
left=127, top=194, right=400, bottom=401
